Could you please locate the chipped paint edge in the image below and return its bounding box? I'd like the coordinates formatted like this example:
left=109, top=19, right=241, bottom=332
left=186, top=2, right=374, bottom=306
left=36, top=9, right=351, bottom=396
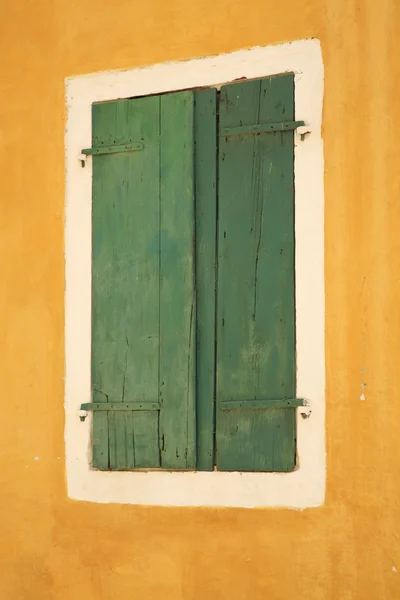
left=64, top=38, right=325, bottom=508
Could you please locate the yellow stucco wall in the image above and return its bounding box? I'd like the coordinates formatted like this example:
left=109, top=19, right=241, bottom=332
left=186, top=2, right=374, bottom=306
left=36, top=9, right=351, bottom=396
left=1, top=0, right=400, bottom=597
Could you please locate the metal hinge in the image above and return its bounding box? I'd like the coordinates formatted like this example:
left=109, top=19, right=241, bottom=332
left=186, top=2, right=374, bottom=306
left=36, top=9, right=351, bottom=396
left=79, top=401, right=160, bottom=421
left=79, top=142, right=144, bottom=167
left=220, top=398, right=305, bottom=411
left=219, top=397, right=312, bottom=419
left=219, top=120, right=306, bottom=138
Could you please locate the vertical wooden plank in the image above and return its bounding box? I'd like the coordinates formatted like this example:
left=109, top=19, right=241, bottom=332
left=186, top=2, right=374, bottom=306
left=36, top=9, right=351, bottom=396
left=122, top=97, right=162, bottom=468
left=159, top=91, right=196, bottom=469
left=91, top=96, right=161, bottom=469
left=92, top=100, right=131, bottom=470
left=216, top=75, right=296, bottom=472
left=194, top=88, right=217, bottom=471
left=252, top=74, right=296, bottom=471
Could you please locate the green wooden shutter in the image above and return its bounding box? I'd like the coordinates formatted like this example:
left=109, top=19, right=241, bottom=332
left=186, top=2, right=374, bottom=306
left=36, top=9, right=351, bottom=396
left=215, top=74, right=298, bottom=472
left=87, top=78, right=300, bottom=474
left=90, top=91, right=196, bottom=470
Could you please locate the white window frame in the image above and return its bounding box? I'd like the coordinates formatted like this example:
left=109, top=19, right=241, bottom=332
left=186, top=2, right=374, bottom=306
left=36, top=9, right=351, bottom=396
left=65, top=38, right=325, bottom=508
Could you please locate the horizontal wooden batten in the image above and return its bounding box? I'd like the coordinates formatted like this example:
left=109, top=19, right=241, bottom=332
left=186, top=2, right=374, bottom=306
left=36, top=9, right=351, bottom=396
left=80, top=402, right=160, bottom=412
left=219, top=120, right=305, bottom=137
left=220, top=398, right=304, bottom=410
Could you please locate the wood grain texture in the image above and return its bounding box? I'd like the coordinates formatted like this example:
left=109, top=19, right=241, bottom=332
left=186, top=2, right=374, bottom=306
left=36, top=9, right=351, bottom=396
left=194, top=89, right=217, bottom=471
left=215, top=75, right=297, bottom=472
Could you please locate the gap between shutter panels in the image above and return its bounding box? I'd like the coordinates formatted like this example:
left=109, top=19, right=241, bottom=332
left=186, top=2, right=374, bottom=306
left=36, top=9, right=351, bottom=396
left=87, top=75, right=303, bottom=472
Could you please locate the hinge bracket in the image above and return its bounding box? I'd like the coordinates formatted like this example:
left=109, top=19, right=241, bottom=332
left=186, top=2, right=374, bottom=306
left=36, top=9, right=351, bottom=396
left=79, top=401, right=160, bottom=421
left=220, top=398, right=305, bottom=411
left=79, top=142, right=144, bottom=167
left=220, top=120, right=305, bottom=138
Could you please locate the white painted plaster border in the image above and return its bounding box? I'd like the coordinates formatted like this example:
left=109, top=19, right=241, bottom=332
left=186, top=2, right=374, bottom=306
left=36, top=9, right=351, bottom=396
left=65, top=38, right=325, bottom=508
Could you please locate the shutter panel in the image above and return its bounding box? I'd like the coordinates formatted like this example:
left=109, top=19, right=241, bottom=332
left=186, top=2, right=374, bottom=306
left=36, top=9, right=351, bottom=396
left=91, top=91, right=196, bottom=470
left=215, top=75, right=297, bottom=472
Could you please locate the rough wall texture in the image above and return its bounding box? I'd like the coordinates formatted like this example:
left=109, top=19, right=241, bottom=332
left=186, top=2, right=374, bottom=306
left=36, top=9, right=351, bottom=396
left=0, top=0, right=400, bottom=598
